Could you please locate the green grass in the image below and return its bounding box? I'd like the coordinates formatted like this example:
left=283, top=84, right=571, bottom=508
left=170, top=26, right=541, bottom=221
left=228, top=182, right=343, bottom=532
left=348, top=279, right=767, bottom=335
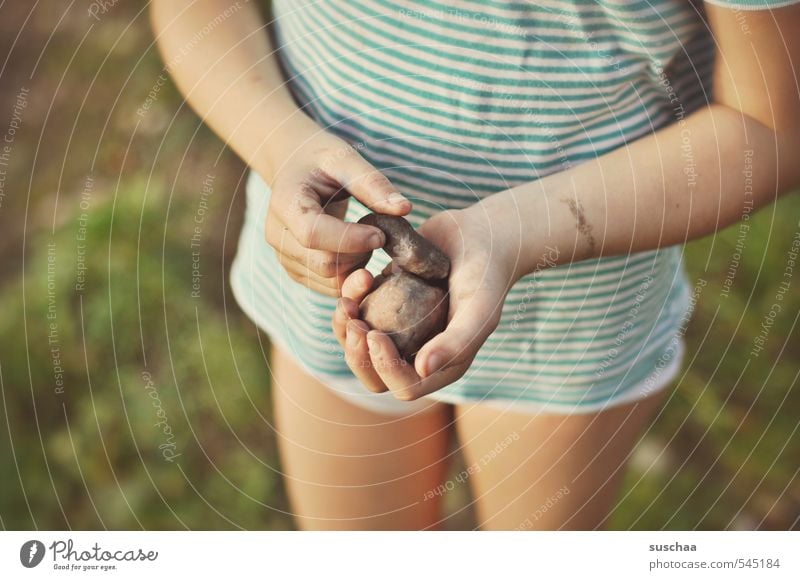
left=1, top=177, right=289, bottom=529
left=613, top=194, right=800, bottom=530
left=0, top=0, right=797, bottom=530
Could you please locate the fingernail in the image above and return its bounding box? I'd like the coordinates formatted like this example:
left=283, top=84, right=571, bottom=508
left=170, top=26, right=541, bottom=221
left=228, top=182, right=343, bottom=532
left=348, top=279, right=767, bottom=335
left=368, top=230, right=384, bottom=249
left=387, top=192, right=408, bottom=206
left=426, top=352, right=445, bottom=376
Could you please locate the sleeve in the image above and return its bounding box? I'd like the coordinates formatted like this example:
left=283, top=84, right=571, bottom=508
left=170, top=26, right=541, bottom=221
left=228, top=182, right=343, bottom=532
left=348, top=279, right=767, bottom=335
left=703, top=0, right=800, bottom=10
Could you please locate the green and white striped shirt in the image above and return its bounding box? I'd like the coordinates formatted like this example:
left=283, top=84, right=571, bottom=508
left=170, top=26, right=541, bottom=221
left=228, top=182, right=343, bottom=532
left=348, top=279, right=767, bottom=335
left=230, top=0, right=794, bottom=412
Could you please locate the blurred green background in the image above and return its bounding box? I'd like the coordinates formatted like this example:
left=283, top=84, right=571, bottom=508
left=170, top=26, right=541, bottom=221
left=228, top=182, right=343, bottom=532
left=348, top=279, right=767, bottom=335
left=0, top=1, right=797, bottom=530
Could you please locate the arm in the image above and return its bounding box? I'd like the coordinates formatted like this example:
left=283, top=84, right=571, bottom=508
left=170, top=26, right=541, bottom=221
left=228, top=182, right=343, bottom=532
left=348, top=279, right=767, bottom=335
left=486, top=2, right=800, bottom=280
left=150, top=0, right=411, bottom=295
left=334, top=2, right=800, bottom=400
left=150, top=0, right=302, bottom=182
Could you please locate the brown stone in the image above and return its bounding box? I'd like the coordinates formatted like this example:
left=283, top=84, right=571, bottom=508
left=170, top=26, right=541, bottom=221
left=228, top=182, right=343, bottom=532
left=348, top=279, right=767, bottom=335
left=360, top=271, right=448, bottom=360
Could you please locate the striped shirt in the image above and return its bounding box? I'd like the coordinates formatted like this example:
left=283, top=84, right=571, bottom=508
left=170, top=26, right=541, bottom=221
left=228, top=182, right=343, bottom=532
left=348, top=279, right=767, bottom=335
left=230, top=0, right=793, bottom=411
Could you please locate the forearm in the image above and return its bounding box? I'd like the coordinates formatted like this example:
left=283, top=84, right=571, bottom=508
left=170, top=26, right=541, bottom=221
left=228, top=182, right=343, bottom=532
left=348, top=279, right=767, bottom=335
left=485, top=104, right=800, bottom=279
left=150, top=0, right=313, bottom=181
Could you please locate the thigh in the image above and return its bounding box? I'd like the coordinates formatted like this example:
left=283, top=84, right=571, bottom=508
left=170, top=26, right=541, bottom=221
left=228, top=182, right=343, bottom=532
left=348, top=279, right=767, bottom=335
left=455, top=389, right=667, bottom=530
left=271, top=344, right=453, bottom=530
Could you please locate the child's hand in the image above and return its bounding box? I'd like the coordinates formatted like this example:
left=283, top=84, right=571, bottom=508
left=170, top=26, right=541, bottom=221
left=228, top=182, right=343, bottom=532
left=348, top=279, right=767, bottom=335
left=264, top=127, right=411, bottom=297
left=332, top=207, right=522, bottom=400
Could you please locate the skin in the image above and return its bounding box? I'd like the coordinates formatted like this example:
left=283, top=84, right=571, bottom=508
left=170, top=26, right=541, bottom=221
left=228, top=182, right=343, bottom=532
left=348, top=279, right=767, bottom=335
left=453, top=390, right=669, bottom=530
left=335, top=4, right=800, bottom=401
left=271, top=344, right=451, bottom=530
left=152, top=1, right=800, bottom=529
left=151, top=0, right=412, bottom=296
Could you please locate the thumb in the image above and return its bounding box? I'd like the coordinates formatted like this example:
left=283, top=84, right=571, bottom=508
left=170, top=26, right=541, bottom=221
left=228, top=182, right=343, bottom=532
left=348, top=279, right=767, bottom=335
left=325, top=152, right=412, bottom=216
left=414, top=291, right=503, bottom=378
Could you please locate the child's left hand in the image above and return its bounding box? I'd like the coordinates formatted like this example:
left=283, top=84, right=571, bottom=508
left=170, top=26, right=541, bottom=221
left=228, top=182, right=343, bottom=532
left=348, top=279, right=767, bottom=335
left=332, top=204, right=523, bottom=401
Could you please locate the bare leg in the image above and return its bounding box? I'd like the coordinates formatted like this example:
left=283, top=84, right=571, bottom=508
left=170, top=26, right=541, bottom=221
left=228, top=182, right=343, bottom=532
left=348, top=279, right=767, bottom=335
left=455, top=389, right=667, bottom=530
left=271, top=344, right=453, bottom=530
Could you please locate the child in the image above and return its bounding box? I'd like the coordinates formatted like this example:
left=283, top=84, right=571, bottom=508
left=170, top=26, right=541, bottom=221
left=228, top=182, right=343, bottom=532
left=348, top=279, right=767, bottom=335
left=152, top=0, right=800, bottom=529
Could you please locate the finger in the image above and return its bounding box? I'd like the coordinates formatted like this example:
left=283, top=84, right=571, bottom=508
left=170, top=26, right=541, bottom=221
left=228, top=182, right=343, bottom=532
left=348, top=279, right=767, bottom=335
left=341, top=268, right=375, bottom=304
left=345, top=320, right=388, bottom=393
left=278, top=256, right=344, bottom=296
left=332, top=297, right=360, bottom=346
left=337, top=273, right=388, bottom=393
left=272, top=186, right=386, bottom=253
left=365, top=331, right=422, bottom=401
left=267, top=231, right=372, bottom=278
left=324, top=154, right=412, bottom=216
left=365, top=330, right=468, bottom=400
left=267, top=213, right=372, bottom=277
left=414, top=291, right=503, bottom=378
left=287, top=275, right=340, bottom=297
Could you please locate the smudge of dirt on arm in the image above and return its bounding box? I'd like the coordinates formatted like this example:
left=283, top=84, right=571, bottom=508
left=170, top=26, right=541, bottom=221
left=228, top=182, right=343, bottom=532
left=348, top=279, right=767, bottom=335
left=561, top=197, right=597, bottom=258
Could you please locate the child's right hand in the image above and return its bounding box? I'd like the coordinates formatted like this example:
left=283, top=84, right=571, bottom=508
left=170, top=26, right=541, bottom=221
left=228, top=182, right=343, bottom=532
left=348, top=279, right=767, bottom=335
left=263, top=127, right=411, bottom=297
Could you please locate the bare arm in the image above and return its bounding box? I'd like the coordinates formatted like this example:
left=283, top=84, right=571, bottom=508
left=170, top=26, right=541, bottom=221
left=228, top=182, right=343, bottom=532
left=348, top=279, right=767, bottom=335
left=332, top=2, right=800, bottom=397
left=483, top=3, right=800, bottom=279
left=150, top=0, right=411, bottom=296
left=150, top=0, right=305, bottom=181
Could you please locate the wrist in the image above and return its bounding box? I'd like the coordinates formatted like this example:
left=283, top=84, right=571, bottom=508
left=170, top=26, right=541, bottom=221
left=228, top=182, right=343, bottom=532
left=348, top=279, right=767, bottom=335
left=251, top=104, right=324, bottom=185
left=472, top=182, right=579, bottom=281
left=466, top=189, right=533, bottom=284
